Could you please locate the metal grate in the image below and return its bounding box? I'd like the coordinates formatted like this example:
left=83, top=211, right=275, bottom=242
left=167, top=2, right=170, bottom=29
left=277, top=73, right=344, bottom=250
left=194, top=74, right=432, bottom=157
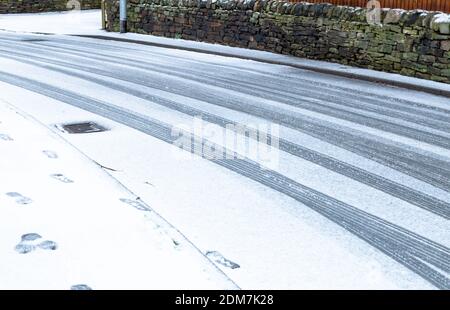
left=60, top=122, right=107, bottom=134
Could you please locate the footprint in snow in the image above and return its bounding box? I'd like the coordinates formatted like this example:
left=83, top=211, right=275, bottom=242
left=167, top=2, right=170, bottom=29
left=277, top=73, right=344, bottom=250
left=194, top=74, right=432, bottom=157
left=6, top=192, right=33, bottom=205
left=15, top=243, right=36, bottom=254
left=14, top=233, right=58, bottom=254
left=119, top=198, right=151, bottom=212
left=21, top=233, right=42, bottom=241
left=42, top=150, right=58, bottom=159
left=0, top=133, right=13, bottom=141
left=37, top=240, right=58, bottom=250
left=14, top=233, right=42, bottom=254
left=50, top=173, right=74, bottom=183
left=206, top=251, right=240, bottom=269
left=71, top=284, right=92, bottom=290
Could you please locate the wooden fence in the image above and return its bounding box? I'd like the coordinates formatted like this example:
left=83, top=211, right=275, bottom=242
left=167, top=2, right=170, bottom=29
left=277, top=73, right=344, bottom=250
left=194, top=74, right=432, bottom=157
left=291, top=1, right=450, bottom=13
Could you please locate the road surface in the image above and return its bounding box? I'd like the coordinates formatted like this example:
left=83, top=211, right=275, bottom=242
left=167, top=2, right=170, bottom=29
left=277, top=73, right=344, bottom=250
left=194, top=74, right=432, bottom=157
left=0, top=31, right=449, bottom=289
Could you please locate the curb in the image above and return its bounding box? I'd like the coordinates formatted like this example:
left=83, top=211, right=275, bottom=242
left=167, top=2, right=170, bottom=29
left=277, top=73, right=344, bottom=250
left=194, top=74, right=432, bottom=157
left=73, top=34, right=450, bottom=99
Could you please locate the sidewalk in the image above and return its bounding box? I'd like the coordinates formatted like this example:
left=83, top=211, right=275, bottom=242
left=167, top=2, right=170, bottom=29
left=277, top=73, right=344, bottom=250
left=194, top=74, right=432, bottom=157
left=0, top=9, right=449, bottom=97
left=0, top=101, right=237, bottom=289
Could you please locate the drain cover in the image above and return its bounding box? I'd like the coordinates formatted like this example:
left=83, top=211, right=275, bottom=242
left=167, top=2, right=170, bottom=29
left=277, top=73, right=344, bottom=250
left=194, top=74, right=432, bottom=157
left=61, top=122, right=107, bottom=134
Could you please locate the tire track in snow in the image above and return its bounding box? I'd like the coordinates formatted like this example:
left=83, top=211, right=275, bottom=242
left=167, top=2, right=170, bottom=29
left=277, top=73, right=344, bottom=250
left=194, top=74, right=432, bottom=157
left=2, top=44, right=450, bottom=191
left=22, top=37, right=450, bottom=121
left=14, top=37, right=450, bottom=130
left=4, top=35, right=450, bottom=120
left=0, top=53, right=448, bottom=218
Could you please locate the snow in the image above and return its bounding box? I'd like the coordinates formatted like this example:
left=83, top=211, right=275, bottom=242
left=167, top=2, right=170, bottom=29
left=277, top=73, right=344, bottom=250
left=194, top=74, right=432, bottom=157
left=0, top=10, right=448, bottom=289
left=433, top=13, right=450, bottom=24
left=0, top=58, right=447, bottom=247
left=0, top=71, right=440, bottom=289
left=0, top=10, right=102, bottom=35
left=0, top=101, right=237, bottom=289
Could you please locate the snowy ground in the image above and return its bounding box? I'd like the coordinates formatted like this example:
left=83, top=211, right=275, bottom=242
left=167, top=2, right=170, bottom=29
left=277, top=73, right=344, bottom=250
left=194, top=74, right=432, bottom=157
left=0, top=102, right=236, bottom=289
left=0, top=11, right=449, bottom=290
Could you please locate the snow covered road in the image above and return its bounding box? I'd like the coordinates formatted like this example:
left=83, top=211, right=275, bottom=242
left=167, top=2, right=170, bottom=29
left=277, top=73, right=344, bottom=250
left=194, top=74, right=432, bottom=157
left=0, top=31, right=449, bottom=289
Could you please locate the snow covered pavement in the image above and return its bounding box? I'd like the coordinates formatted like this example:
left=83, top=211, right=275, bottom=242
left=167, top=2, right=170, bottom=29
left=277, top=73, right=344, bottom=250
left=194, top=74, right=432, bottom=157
left=0, top=102, right=237, bottom=289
